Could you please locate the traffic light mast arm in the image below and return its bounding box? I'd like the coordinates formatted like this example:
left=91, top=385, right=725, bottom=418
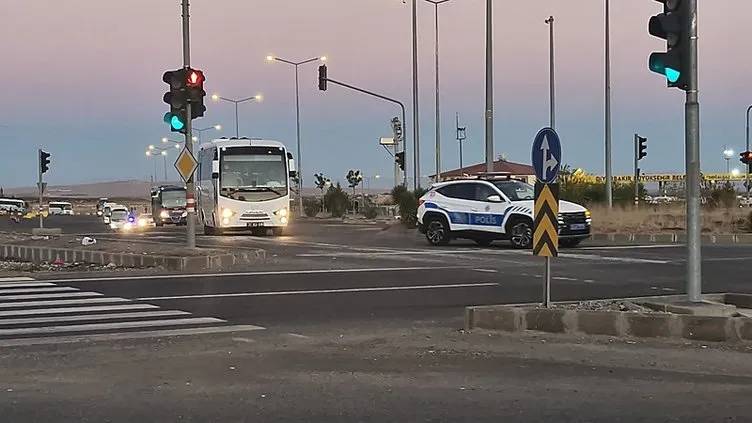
left=322, top=76, right=407, bottom=148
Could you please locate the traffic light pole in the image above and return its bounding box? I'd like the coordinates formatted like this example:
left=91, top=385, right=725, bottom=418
left=182, top=0, right=196, bottom=250
left=633, top=134, right=640, bottom=207
left=685, top=0, right=701, bottom=302
left=322, top=75, right=407, bottom=187
left=746, top=105, right=751, bottom=203
left=37, top=150, right=43, bottom=229
left=604, top=0, right=613, bottom=208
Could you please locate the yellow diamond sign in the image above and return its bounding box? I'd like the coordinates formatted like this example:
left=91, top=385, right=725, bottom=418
left=174, top=148, right=198, bottom=183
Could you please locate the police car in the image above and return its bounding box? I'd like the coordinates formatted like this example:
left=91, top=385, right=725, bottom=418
left=417, top=174, right=591, bottom=248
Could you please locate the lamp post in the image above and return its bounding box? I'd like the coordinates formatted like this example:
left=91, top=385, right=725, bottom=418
left=423, top=0, right=452, bottom=182
left=604, top=0, right=613, bottom=208
left=211, top=94, right=262, bottom=138
left=193, top=124, right=222, bottom=145
left=723, top=146, right=735, bottom=176
left=146, top=145, right=170, bottom=182
left=266, top=54, right=327, bottom=216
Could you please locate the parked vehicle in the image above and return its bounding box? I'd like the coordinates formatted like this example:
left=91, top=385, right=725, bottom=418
left=48, top=201, right=74, bottom=216
left=417, top=174, right=591, bottom=248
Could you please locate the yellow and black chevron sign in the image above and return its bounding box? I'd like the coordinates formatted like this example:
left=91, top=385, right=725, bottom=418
left=534, top=182, right=559, bottom=257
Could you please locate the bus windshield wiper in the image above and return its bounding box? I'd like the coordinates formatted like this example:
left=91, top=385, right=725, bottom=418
left=235, top=186, right=283, bottom=196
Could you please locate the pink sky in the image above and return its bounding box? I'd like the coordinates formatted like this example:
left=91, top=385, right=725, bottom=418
left=1, top=0, right=750, bottom=186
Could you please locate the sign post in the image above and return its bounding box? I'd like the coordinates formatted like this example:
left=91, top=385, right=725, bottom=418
left=531, top=128, right=561, bottom=308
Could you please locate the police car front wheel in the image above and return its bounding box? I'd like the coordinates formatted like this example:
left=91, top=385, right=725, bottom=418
left=509, top=220, right=533, bottom=249
left=425, top=218, right=450, bottom=246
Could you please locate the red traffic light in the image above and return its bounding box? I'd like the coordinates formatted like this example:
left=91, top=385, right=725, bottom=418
left=187, top=69, right=204, bottom=87
left=741, top=151, right=752, bottom=165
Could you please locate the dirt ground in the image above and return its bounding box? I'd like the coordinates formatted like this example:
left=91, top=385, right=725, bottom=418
left=590, top=205, right=751, bottom=234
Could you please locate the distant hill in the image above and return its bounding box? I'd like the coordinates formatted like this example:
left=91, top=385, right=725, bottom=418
left=4, top=180, right=159, bottom=199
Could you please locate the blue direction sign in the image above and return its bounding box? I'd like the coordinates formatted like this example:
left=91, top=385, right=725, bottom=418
left=531, top=127, right=561, bottom=184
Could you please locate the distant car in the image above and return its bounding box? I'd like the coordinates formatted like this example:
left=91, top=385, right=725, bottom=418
left=108, top=207, right=134, bottom=232
left=739, top=196, right=752, bottom=208
left=137, top=214, right=155, bottom=229
left=417, top=175, right=591, bottom=248
left=48, top=201, right=74, bottom=216
left=96, top=198, right=109, bottom=217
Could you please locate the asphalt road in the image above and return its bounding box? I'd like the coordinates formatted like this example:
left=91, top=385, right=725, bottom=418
left=2, top=216, right=752, bottom=421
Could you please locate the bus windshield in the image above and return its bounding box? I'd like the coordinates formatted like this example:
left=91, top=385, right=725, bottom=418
left=160, top=190, right=186, bottom=208
left=220, top=147, right=287, bottom=201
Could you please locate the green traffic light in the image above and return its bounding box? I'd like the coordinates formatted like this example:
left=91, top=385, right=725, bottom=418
left=665, top=67, right=681, bottom=83
left=170, top=115, right=185, bottom=131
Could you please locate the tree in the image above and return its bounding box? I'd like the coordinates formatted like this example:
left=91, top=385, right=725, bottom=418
left=324, top=183, right=350, bottom=218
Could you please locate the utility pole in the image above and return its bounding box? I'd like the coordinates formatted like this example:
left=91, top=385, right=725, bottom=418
left=182, top=0, right=196, bottom=249
left=684, top=0, right=701, bottom=302
left=546, top=16, right=555, bottom=130
left=411, top=0, right=421, bottom=189
left=484, top=0, right=494, bottom=173
left=604, top=0, right=613, bottom=208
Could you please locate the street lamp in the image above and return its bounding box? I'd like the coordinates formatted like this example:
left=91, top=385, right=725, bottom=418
left=145, top=145, right=171, bottom=182
left=266, top=54, right=327, bottom=215
left=423, top=0, right=452, bottom=182
left=211, top=94, right=262, bottom=138
left=723, top=146, right=735, bottom=174
left=194, top=124, right=222, bottom=144
left=161, top=138, right=183, bottom=149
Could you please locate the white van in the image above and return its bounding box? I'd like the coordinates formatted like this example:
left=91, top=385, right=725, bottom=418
left=49, top=201, right=74, bottom=216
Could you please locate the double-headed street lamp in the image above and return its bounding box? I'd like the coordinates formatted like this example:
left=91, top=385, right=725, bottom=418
left=146, top=145, right=171, bottom=182
left=193, top=124, right=222, bottom=145
left=211, top=94, right=262, bottom=138
left=423, top=0, right=453, bottom=182
left=266, top=54, right=327, bottom=215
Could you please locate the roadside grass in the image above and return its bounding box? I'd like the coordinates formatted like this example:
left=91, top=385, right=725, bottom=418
left=590, top=205, right=751, bottom=234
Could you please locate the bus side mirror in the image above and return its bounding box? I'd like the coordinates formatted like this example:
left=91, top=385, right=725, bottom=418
left=289, top=170, right=298, bottom=179
left=288, top=155, right=297, bottom=178
left=211, top=160, right=220, bottom=179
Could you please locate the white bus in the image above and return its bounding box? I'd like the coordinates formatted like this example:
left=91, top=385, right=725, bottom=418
left=48, top=201, right=74, bottom=216
left=0, top=198, right=29, bottom=215
left=197, top=138, right=295, bottom=235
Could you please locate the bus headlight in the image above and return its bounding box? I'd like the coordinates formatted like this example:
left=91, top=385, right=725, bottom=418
left=274, top=208, right=288, bottom=217
left=221, top=208, right=234, bottom=218
left=160, top=210, right=170, bottom=219
left=222, top=218, right=230, bottom=226
left=280, top=216, right=288, bottom=224
left=585, top=209, right=592, bottom=224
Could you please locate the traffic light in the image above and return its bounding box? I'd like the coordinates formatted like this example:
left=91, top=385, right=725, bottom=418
left=741, top=151, right=752, bottom=166
left=318, top=65, right=327, bottom=91
left=648, top=0, right=690, bottom=90
left=163, top=67, right=206, bottom=133
left=395, top=151, right=405, bottom=171
left=391, top=117, right=403, bottom=143
left=39, top=150, right=51, bottom=174
left=186, top=68, right=206, bottom=119
left=637, top=136, right=648, bottom=160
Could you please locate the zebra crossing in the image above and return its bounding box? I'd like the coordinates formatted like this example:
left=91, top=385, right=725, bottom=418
left=0, top=277, right=264, bottom=346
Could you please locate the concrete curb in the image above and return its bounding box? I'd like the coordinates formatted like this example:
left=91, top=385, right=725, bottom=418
left=0, top=243, right=266, bottom=272
left=465, top=294, right=752, bottom=343
left=589, top=233, right=752, bottom=245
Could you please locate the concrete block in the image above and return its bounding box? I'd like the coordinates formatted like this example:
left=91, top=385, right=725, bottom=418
left=525, top=308, right=566, bottom=333
left=680, top=315, right=730, bottom=342
left=737, top=319, right=752, bottom=342
left=714, top=234, right=736, bottom=245
left=633, top=234, right=653, bottom=244
left=472, top=306, right=520, bottom=332
left=625, top=313, right=672, bottom=338
left=652, top=233, right=676, bottom=243
left=736, top=234, right=752, bottom=245
left=576, top=311, right=621, bottom=336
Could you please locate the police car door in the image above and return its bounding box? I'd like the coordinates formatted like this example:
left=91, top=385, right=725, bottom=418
left=469, top=183, right=507, bottom=234
left=434, top=183, right=475, bottom=231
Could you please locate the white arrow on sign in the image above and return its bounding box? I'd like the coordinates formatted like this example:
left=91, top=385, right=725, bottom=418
left=540, top=134, right=559, bottom=180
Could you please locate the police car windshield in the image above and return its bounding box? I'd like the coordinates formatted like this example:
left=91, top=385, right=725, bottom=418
left=492, top=180, right=535, bottom=201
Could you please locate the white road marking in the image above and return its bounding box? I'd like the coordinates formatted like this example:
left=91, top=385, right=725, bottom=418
left=0, top=324, right=265, bottom=347
left=136, top=282, right=499, bottom=301
left=0, top=292, right=103, bottom=301
left=286, top=333, right=310, bottom=339
left=557, top=253, right=669, bottom=264
left=579, top=245, right=682, bottom=250
left=0, top=277, right=36, bottom=282
left=0, top=310, right=189, bottom=326
left=553, top=277, right=578, bottom=281
left=44, top=266, right=464, bottom=284
left=701, top=257, right=752, bottom=262
left=0, top=304, right=158, bottom=317
left=0, top=287, right=78, bottom=294
left=232, top=337, right=256, bottom=343
left=584, top=279, right=596, bottom=284
left=0, top=297, right=130, bottom=309
left=0, top=317, right=224, bottom=337
left=473, top=268, right=498, bottom=273
left=0, top=282, right=55, bottom=289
